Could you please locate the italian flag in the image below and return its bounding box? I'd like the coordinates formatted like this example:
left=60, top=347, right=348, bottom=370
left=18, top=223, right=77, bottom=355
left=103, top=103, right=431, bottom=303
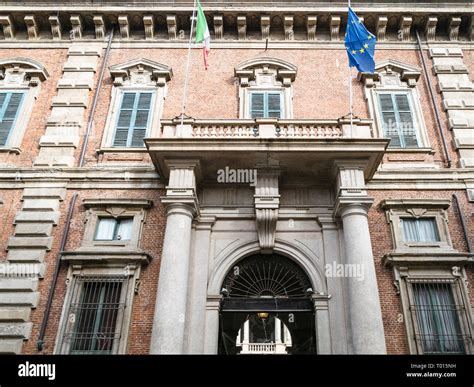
left=195, top=0, right=210, bottom=70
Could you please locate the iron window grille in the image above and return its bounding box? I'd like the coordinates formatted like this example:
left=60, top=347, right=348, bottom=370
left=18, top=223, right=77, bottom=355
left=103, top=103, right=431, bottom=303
left=407, top=279, right=470, bottom=354
left=61, top=276, right=129, bottom=355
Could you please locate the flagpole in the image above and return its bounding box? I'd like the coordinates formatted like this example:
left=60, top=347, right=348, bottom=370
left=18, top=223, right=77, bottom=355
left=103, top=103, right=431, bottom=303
left=348, top=0, right=353, bottom=137
left=181, top=0, right=197, bottom=128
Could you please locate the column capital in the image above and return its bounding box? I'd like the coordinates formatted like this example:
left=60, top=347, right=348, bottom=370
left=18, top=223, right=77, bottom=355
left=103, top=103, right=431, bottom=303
left=316, top=216, right=338, bottom=230
left=194, top=216, right=216, bottom=230
left=206, top=295, right=222, bottom=310
left=161, top=200, right=199, bottom=219
left=334, top=197, right=374, bottom=218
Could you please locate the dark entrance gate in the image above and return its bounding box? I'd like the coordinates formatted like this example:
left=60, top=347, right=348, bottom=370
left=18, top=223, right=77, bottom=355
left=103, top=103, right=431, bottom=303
left=218, top=254, right=317, bottom=354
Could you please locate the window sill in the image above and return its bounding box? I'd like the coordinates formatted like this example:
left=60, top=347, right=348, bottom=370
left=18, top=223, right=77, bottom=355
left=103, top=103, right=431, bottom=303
left=96, top=147, right=148, bottom=154
left=385, top=147, right=434, bottom=154
left=0, top=147, right=21, bottom=155
left=62, top=248, right=152, bottom=264
left=382, top=251, right=472, bottom=267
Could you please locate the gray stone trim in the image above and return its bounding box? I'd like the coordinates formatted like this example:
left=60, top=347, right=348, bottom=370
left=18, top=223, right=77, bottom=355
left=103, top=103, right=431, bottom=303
left=429, top=47, right=474, bottom=169
left=0, top=183, right=65, bottom=353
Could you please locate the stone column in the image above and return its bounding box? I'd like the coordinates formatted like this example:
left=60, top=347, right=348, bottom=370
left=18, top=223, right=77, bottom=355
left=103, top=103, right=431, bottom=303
left=185, top=216, right=215, bottom=354
left=275, top=318, right=281, bottom=343
left=203, top=295, right=222, bottom=354
left=313, top=295, right=332, bottom=354
left=334, top=161, right=386, bottom=354
left=336, top=200, right=386, bottom=354
left=150, top=160, right=199, bottom=354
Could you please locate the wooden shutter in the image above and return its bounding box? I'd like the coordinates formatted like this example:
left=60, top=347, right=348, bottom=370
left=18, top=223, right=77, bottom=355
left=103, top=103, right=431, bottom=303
left=113, top=92, right=136, bottom=147
left=394, top=94, right=418, bottom=148
left=379, top=93, right=401, bottom=148
left=267, top=93, right=281, bottom=118
left=0, top=92, right=24, bottom=146
left=250, top=93, right=265, bottom=118
left=130, top=93, right=152, bottom=147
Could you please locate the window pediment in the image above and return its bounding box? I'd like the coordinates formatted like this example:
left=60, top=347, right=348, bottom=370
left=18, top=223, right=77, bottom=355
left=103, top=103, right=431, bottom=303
left=358, top=59, right=421, bottom=88
left=235, top=57, right=297, bottom=87
left=0, top=58, right=49, bottom=87
left=109, top=58, right=173, bottom=87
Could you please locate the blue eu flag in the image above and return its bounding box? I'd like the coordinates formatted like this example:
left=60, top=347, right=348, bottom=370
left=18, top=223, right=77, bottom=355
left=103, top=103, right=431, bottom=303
left=345, top=7, right=376, bottom=73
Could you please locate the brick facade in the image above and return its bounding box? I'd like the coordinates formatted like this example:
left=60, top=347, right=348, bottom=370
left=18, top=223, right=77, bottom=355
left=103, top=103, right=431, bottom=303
left=0, top=0, right=472, bottom=355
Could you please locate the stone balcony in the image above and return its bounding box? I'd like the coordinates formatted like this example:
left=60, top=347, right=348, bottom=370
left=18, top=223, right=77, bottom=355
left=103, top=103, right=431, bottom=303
left=146, top=116, right=389, bottom=184
left=160, top=117, right=372, bottom=139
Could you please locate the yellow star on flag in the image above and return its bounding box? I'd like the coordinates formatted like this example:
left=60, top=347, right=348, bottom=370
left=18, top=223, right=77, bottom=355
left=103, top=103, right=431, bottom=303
left=352, top=50, right=357, bottom=55
left=368, top=35, right=372, bottom=40
left=359, top=47, right=365, bottom=53
left=364, top=43, right=369, bottom=49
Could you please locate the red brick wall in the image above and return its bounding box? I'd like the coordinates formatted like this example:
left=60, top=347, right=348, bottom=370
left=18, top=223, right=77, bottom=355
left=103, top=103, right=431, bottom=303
left=0, top=189, right=23, bottom=261
left=368, top=189, right=474, bottom=354
left=21, top=189, right=166, bottom=354
left=0, top=49, right=67, bottom=167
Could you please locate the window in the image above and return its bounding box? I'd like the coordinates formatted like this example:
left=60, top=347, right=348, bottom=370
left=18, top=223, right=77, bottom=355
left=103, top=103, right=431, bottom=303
left=410, top=281, right=466, bottom=354
left=102, top=59, right=172, bottom=150
left=113, top=92, right=153, bottom=147
left=0, top=92, right=24, bottom=146
left=401, top=217, right=440, bottom=243
left=359, top=60, right=431, bottom=149
left=234, top=58, right=296, bottom=119
left=381, top=199, right=454, bottom=252
left=68, top=277, right=126, bottom=354
left=94, top=217, right=133, bottom=241
left=378, top=93, right=419, bottom=148
left=250, top=92, right=282, bottom=119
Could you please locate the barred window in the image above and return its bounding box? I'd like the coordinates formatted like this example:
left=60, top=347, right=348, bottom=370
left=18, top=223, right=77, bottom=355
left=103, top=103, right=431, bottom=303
left=62, top=276, right=129, bottom=355
left=409, top=280, right=467, bottom=354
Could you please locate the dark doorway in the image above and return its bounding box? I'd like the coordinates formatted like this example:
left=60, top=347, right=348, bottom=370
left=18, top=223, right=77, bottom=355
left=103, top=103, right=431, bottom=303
left=218, top=254, right=316, bottom=354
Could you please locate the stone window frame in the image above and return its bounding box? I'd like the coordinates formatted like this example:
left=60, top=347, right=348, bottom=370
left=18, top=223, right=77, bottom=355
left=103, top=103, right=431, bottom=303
left=395, top=266, right=473, bottom=354
left=358, top=59, right=431, bottom=151
left=234, top=57, right=297, bottom=119
left=81, top=199, right=152, bottom=250
left=0, top=58, right=48, bottom=153
left=381, top=199, right=454, bottom=252
left=101, top=58, right=173, bottom=150
left=54, top=263, right=141, bottom=355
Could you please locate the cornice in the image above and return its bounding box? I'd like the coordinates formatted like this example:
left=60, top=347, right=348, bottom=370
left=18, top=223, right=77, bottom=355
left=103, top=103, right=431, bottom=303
left=0, top=7, right=472, bottom=43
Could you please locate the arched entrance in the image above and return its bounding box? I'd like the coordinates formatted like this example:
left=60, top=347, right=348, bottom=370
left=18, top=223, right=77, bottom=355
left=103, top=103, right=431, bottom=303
left=218, top=254, right=316, bottom=354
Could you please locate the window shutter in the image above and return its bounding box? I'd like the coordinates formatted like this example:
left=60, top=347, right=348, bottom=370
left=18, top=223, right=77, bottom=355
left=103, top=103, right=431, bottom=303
left=379, top=94, right=401, bottom=148
left=250, top=93, right=265, bottom=118
left=394, top=94, right=418, bottom=148
left=113, top=93, right=136, bottom=147
left=267, top=93, right=281, bottom=118
left=0, top=92, right=24, bottom=146
left=130, top=93, right=152, bottom=147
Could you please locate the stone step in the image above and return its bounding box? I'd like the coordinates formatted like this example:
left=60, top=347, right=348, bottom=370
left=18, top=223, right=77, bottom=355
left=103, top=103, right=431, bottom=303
left=8, top=236, right=52, bottom=250
left=14, top=223, right=53, bottom=237
left=15, top=211, right=60, bottom=224
left=0, top=338, right=23, bottom=354
left=0, top=322, right=33, bottom=339
left=0, top=263, right=45, bottom=278
left=7, top=249, right=46, bottom=263
left=22, top=198, right=60, bottom=212
left=0, top=277, right=38, bottom=292
left=0, top=307, right=31, bottom=322
left=0, top=292, right=40, bottom=307
left=22, top=187, right=66, bottom=200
